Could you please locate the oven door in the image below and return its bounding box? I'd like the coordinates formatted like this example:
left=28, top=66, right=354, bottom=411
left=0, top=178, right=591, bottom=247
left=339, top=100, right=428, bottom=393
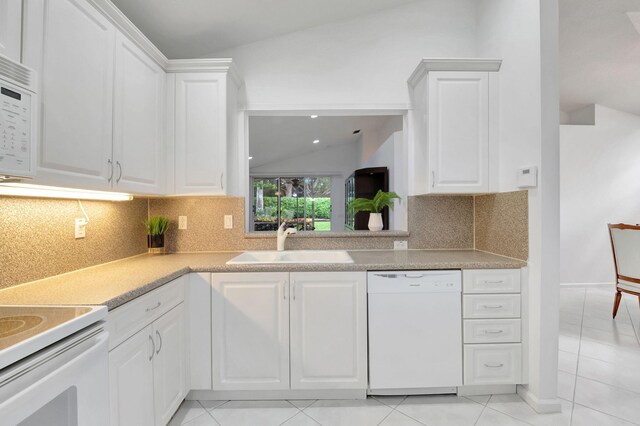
left=0, top=324, right=109, bottom=426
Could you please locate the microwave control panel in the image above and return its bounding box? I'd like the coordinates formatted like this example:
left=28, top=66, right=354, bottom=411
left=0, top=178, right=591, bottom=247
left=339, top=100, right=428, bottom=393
left=0, top=81, right=32, bottom=176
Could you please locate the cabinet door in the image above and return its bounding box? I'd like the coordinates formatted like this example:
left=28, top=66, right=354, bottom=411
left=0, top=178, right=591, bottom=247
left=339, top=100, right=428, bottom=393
left=113, top=32, right=165, bottom=194
left=290, top=272, right=367, bottom=390
left=211, top=272, right=289, bottom=390
left=109, top=325, right=155, bottom=426
left=0, top=0, right=22, bottom=62
left=152, top=304, right=186, bottom=426
left=34, top=0, right=115, bottom=189
left=428, top=71, right=489, bottom=193
left=174, top=73, right=226, bottom=195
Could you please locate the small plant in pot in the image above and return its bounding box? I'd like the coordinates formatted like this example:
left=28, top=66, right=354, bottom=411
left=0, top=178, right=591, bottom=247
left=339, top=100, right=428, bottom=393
left=349, top=190, right=401, bottom=231
left=144, top=215, right=169, bottom=249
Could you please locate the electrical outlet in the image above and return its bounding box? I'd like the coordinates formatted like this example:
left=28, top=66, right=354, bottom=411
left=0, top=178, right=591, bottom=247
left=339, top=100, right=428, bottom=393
left=178, top=216, right=187, bottom=230
left=224, top=215, right=233, bottom=229
left=394, top=240, right=408, bottom=250
left=75, top=218, right=86, bottom=239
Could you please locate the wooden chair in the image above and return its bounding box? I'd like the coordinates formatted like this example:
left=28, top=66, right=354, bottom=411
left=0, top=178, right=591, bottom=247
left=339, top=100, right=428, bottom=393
left=608, top=223, right=640, bottom=318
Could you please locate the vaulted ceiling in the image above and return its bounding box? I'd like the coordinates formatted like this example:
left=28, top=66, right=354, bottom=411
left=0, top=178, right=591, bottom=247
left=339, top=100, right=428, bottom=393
left=560, top=0, right=640, bottom=116
left=111, top=0, right=417, bottom=59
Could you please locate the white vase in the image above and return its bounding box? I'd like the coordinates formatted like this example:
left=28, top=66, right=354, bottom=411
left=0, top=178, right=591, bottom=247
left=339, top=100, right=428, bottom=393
left=368, top=212, right=383, bottom=231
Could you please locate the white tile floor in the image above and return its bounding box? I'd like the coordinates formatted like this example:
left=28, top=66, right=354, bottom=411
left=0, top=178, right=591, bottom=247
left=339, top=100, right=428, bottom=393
left=170, top=285, right=640, bottom=426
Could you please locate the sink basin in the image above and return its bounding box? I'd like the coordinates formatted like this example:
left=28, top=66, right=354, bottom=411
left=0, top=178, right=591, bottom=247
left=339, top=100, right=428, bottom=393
left=227, top=250, right=354, bottom=264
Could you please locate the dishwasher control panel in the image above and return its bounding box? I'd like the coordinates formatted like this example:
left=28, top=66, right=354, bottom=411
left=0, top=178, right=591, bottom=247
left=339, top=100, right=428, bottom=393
left=368, top=270, right=461, bottom=293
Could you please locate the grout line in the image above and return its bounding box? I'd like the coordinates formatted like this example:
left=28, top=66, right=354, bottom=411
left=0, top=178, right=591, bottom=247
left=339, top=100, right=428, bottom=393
left=572, top=402, right=640, bottom=426
left=569, top=287, right=587, bottom=425
left=376, top=408, right=395, bottom=426
left=472, top=402, right=488, bottom=426
left=623, top=297, right=640, bottom=345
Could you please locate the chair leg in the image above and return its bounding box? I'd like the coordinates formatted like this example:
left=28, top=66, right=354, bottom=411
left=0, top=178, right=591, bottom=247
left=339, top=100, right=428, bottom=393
left=613, top=290, right=622, bottom=318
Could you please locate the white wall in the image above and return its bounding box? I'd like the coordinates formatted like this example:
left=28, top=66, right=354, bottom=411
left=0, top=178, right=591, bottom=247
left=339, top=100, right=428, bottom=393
left=477, top=0, right=561, bottom=413
left=560, top=105, right=640, bottom=285
left=359, top=131, right=407, bottom=230
left=209, top=0, right=478, bottom=108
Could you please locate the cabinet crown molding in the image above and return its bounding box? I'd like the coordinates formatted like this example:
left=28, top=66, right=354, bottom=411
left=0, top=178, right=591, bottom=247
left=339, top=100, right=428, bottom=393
left=166, top=59, right=242, bottom=86
left=407, top=58, right=502, bottom=87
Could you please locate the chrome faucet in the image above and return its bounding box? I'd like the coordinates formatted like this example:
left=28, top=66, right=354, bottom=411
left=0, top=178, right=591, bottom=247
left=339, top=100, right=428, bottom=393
left=277, top=221, right=297, bottom=251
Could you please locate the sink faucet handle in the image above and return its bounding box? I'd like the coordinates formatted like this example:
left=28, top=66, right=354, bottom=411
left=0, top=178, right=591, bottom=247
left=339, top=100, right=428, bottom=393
left=278, top=221, right=287, bottom=233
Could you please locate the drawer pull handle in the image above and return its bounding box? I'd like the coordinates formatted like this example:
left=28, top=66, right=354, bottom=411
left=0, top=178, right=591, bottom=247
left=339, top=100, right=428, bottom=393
left=482, top=280, right=505, bottom=284
left=484, top=329, right=504, bottom=334
left=146, top=301, right=161, bottom=312
left=148, top=335, right=155, bottom=361
left=482, top=304, right=504, bottom=309
left=484, top=363, right=504, bottom=368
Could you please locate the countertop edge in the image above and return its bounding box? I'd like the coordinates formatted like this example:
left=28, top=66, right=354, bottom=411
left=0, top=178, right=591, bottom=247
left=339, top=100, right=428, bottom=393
left=0, top=251, right=527, bottom=311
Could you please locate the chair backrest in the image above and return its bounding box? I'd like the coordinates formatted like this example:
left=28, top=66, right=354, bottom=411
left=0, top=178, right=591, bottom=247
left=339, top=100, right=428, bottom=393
left=608, top=223, right=640, bottom=283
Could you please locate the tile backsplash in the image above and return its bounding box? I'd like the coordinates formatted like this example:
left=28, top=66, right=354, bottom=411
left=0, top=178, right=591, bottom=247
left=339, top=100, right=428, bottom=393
left=0, top=191, right=528, bottom=289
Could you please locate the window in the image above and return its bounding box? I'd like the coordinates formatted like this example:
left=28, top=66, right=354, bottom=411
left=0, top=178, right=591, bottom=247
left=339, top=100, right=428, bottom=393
left=251, top=176, right=331, bottom=232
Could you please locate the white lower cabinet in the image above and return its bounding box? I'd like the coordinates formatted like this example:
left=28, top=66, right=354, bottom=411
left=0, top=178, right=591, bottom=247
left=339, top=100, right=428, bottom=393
left=211, top=272, right=290, bottom=391
left=152, top=305, right=187, bottom=425
left=108, top=278, right=186, bottom=426
left=290, top=272, right=367, bottom=390
left=462, top=269, right=523, bottom=386
left=109, top=325, right=155, bottom=426
left=211, top=271, right=367, bottom=392
left=464, top=344, right=522, bottom=385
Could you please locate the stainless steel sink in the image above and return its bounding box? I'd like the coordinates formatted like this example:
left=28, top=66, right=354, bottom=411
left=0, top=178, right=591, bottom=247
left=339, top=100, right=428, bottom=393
left=226, top=250, right=354, bottom=264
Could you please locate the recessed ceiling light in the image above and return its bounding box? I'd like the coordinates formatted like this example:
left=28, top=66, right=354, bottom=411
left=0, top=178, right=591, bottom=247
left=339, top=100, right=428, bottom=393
left=248, top=156, right=253, bottom=160
left=310, top=115, right=318, bottom=118
left=313, top=139, right=320, bottom=144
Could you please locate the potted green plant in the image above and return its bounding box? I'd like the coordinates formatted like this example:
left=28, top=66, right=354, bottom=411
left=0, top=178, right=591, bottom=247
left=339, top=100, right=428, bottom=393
left=144, top=215, right=169, bottom=248
left=348, top=190, right=401, bottom=231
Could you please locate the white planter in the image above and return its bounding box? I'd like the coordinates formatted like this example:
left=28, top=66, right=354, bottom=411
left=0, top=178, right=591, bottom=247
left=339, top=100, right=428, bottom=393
left=368, top=213, right=383, bottom=231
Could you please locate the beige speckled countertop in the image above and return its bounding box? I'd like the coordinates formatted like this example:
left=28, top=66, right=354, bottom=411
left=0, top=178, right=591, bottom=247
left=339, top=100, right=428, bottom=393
left=0, top=250, right=526, bottom=310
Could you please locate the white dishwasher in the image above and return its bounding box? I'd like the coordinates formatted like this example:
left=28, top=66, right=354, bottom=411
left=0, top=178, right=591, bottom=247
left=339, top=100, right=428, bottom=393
left=368, top=270, right=462, bottom=394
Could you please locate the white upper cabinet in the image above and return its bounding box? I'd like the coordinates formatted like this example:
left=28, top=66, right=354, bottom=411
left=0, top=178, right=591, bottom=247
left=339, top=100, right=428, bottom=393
left=113, top=33, right=165, bottom=194
left=22, top=0, right=168, bottom=193
left=289, top=272, right=367, bottom=390
left=409, top=59, right=501, bottom=194
left=171, top=64, right=240, bottom=195
left=211, top=272, right=290, bottom=391
left=0, top=0, right=22, bottom=62
left=25, top=0, right=115, bottom=189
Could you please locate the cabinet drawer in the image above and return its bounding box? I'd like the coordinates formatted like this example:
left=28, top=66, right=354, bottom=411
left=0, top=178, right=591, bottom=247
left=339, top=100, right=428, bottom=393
left=463, top=294, right=520, bottom=319
left=464, top=344, right=522, bottom=385
left=107, top=277, right=185, bottom=350
left=464, top=319, right=521, bottom=343
left=463, top=269, right=520, bottom=294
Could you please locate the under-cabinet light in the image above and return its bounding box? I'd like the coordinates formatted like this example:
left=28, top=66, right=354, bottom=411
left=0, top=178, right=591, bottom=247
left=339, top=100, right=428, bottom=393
left=313, top=139, right=320, bottom=144
left=248, top=156, right=253, bottom=160
left=0, top=183, right=133, bottom=201
left=310, top=115, right=318, bottom=118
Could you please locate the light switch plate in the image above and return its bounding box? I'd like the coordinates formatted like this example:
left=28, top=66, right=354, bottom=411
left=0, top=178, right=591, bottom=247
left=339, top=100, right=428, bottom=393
left=224, top=215, right=233, bottom=229
left=178, top=216, right=187, bottom=230
left=75, top=218, right=86, bottom=239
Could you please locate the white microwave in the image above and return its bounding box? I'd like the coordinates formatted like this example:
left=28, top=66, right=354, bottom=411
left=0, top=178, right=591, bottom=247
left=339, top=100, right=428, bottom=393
left=0, top=53, right=37, bottom=181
